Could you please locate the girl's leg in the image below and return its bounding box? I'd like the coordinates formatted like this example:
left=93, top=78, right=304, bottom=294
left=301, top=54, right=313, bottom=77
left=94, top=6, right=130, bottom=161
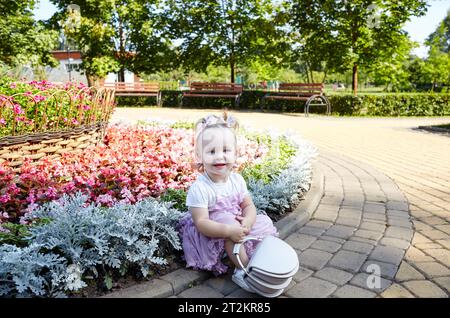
left=225, top=239, right=249, bottom=269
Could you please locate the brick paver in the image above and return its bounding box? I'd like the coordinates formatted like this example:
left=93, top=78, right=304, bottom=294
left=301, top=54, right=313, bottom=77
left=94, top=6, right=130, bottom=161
left=111, top=109, right=450, bottom=298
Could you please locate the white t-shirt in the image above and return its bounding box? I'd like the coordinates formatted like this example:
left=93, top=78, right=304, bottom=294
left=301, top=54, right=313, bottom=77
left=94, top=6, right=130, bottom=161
left=186, top=172, right=250, bottom=209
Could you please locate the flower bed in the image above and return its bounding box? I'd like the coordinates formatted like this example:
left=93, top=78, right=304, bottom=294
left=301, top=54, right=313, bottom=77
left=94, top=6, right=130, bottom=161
left=0, top=124, right=267, bottom=224
left=0, top=78, right=116, bottom=169
left=0, top=121, right=317, bottom=297
left=0, top=78, right=114, bottom=137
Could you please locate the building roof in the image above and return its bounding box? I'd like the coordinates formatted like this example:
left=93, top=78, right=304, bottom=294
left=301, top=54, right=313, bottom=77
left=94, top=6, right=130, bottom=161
left=51, top=50, right=82, bottom=60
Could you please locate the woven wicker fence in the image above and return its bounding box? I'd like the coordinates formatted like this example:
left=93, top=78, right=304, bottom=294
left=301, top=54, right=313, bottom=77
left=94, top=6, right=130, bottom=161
left=0, top=87, right=115, bottom=168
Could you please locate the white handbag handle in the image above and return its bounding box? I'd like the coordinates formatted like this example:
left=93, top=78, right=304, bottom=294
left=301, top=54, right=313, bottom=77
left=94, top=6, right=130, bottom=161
left=232, top=236, right=262, bottom=275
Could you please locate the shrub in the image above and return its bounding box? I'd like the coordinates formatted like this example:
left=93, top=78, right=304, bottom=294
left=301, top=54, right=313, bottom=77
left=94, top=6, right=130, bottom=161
left=0, top=243, right=70, bottom=297
left=116, top=90, right=450, bottom=117
left=328, top=93, right=450, bottom=116
left=160, top=188, right=188, bottom=212
left=0, top=192, right=185, bottom=297
left=248, top=132, right=317, bottom=215
left=241, top=131, right=297, bottom=184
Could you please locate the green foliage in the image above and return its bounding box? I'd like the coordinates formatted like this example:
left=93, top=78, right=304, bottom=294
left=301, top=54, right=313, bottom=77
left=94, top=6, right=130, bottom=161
left=169, top=121, right=194, bottom=130
left=0, top=223, right=31, bottom=247
left=0, top=0, right=58, bottom=69
left=0, top=78, right=106, bottom=137
left=426, top=9, right=450, bottom=53
left=287, top=0, right=428, bottom=94
left=164, top=0, right=290, bottom=82
left=241, top=133, right=297, bottom=184
left=50, top=0, right=174, bottom=80
left=0, top=218, right=52, bottom=247
left=328, top=94, right=450, bottom=116
left=160, top=188, right=188, bottom=212
left=367, top=37, right=418, bottom=91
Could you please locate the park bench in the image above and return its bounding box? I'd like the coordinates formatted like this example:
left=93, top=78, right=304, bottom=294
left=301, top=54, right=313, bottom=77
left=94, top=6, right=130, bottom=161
left=180, top=82, right=243, bottom=107
left=103, top=82, right=161, bottom=106
left=261, top=83, right=330, bottom=116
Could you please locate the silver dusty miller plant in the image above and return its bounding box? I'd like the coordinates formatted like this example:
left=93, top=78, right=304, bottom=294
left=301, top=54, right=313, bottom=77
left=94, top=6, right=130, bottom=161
left=1, top=193, right=183, bottom=297
left=248, top=131, right=317, bottom=215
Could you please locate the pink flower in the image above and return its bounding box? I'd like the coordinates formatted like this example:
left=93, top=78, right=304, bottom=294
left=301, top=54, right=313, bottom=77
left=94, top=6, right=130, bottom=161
left=97, top=194, right=115, bottom=206
left=32, top=95, right=46, bottom=103
left=0, top=118, right=5, bottom=125
left=71, top=118, right=79, bottom=125
left=0, top=194, right=11, bottom=203
left=9, top=83, right=17, bottom=89
left=13, top=104, right=24, bottom=115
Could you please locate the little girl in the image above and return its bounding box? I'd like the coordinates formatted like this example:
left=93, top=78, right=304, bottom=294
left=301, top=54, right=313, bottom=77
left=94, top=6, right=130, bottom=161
left=178, top=112, right=278, bottom=292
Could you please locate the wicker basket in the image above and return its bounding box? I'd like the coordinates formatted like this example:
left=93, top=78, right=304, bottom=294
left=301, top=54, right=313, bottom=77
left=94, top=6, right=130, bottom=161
left=0, top=122, right=107, bottom=168
left=0, top=87, right=115, bottom=169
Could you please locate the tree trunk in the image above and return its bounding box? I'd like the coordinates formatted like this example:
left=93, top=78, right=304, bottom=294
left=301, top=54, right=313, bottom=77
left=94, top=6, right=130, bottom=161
left=118, top=17, right=125, bottom=82
left=322, top=69, right=328, bottom=84
left=86, top=74, right=103, bottom=87
left=86, top=74, right=95, bottom=87
left=305, top=63, right=310, bottom=83
left=230, top=58, right=235, bottom=83
left=118, top=68, right=125, bottom=82
left=352, top=64, right=358, bottom=96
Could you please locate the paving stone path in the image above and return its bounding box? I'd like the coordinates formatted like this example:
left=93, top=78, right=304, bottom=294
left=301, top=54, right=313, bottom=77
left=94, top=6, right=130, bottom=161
left=112, top=109, right=450, bottom=298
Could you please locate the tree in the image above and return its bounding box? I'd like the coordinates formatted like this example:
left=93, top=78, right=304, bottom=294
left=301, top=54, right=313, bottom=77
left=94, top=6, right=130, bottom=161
left=49, top=0, right=174, bottom=85
left=424, top=45, right=450, bottom=91
left=164, top=0, right=290, bottom=83
left=287, top=0, right=427, bottom=95
left=423, top=13, right=450, bottom=90
left=426, top=9, right=450, bottom=53
left=0, top=0, right=58, bottom=70
left=367, top=36, right=416, bottom=91
left=406, top=55, right=428, bottom=88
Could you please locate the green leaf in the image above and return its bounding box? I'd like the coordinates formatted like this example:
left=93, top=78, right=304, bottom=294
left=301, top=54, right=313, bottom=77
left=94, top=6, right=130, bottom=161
left=104, top=274, right=113, bottom=290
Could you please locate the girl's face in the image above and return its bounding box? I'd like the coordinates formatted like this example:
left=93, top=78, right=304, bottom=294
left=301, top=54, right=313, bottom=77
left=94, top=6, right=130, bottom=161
left=198, top=127, right=237, bottom=181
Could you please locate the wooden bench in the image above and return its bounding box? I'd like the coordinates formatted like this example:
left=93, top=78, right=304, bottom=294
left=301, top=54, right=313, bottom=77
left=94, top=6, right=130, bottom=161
left=180, top=82, right=243, bottom=107
left=261, top=83, right=330, bottom=116
left=103, top=82, right=161, bottom=106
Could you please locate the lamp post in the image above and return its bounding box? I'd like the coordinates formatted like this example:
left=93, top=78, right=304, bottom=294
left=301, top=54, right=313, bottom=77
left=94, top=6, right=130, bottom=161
left=67, top=44, right=72, bottom=82
left=68, top=57, right=73, bottom=82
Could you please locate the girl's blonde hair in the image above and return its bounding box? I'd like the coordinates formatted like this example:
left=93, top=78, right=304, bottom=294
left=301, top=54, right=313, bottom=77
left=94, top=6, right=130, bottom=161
left=193, top=111, right=239, bottom=172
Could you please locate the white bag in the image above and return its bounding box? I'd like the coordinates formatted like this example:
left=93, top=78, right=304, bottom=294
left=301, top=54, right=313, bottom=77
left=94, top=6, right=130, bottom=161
left=233, top=236, right=299, bottom=298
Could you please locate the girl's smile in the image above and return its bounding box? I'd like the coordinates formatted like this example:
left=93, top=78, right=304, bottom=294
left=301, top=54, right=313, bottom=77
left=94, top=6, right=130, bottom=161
left=198, top=128, right=237, bottom=183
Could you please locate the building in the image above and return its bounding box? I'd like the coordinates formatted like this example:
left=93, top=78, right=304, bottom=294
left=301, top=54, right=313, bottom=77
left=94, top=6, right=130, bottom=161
left=48, top=50, right=86, bottom=84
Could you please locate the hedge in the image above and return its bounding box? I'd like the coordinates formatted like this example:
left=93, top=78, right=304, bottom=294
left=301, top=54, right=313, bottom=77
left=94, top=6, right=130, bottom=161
left=116, top=91, right=450, bottom=116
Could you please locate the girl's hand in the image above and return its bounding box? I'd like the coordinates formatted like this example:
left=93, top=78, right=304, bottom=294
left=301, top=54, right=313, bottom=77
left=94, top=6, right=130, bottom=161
left=235, top=215, right=253, bottom=233
left=228, top=224, right=248, bottom=243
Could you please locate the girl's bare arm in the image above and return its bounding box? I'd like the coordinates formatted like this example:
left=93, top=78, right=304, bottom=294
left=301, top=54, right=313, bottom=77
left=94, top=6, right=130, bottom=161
left=190, top=207, right=247, bottom=242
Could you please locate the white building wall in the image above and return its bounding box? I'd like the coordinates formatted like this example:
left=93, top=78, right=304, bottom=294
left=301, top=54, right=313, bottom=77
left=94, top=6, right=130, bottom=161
left=46, top=58, right=86, bottom=84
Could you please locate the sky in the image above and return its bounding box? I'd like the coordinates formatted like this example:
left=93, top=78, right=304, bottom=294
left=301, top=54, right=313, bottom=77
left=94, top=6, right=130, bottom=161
left=33, top=0, right=450, bottom=58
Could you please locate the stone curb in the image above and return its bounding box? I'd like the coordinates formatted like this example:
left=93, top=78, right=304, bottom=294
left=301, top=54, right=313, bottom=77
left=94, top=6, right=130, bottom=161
left=102, top=163, right=324, bottom=298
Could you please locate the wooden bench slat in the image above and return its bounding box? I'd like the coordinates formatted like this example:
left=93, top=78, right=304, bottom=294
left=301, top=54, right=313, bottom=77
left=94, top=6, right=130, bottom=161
left=104, top=82, right=162, bottom=106
left=264, top=96, right=309, bottom=100
left=181, top=82, right=243, bottom=107
left=261, top=82, right=330, bottom=116
left=183, top=94, right=240, bottom=98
